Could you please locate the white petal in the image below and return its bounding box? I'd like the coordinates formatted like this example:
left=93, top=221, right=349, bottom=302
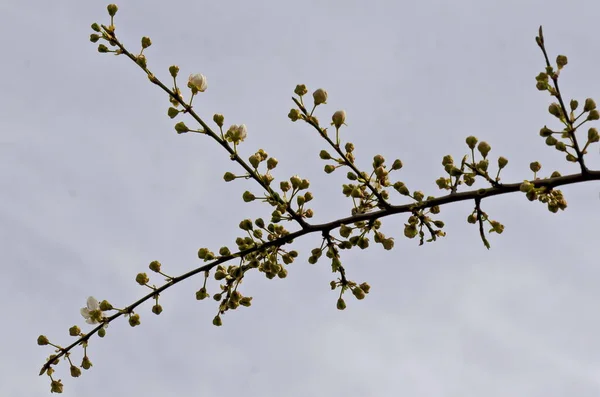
left=86, top=296, right=99, bottom=310
left=80, top=308, right=90, bottom=318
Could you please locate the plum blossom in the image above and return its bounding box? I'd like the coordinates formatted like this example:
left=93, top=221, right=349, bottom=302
left=80, top=296, right=103, bottom=324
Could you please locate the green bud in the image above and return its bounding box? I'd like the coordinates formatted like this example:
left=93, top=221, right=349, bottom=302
left=37, top=335, right=49, bottom=345
left=50, top=380, right=64, bottom=394
left=149, top=260, right=161, bottom=272
left=569, top=99, right=578, bottom=111
left=91, top=23, right=101, bottom=32
left=556, top=55, right=568, bottom=69
left=167, top=107, right=179, bottom=119
left=174, top=122, right=189, bottom=133
left=70, top=365, right=82, bottom=378
left=249, top=154, right=261, bottom=168
left=280, top=181, right=291, bottom=192
left=391, top=159, right=403, bottom=170
left=213, top=315, right=223, bottom=326
left=520, top=180, right=534, bottom=192
left=373, top=155, right=385, bottom=168
left=555, top=141, right=567, bottom=151
left=529, top=161, right=541, bottom=173
left=90, top=34, right=100, bottom=43
left=319, top=150, right=331, bottom=160
left=345, top=142, right=355, bottom=153
left=550, top=171, right=561, bottom=178
left=539, top=126, right=553, bottom=137
left=403, top=223, right=418, bottom=239
left=467, top=214, right=477, bottom=224
left=294, top=84, right=308, bottom=96
left=324, top=164, right=336, bottom=174
left=394, top=182, right=410, bottom=196
left=152, top=304, right=163, bottom=315
left=135, top=273, right=149, bottom=285
left=545, top=136, right=558, bottom=146
left=477, top=141, right=491, bottom=159
left=266, top=157, right=278, bottom=170
left=128, top=313, right=141, bottom=327
left=313, top=88, right=328, bottom=105
left=588, top=128, right=599, bottom=143
left=548, top=103, right=562, bottom=118
left=141, top=36, right=152, bottom=49
left=218, top=246, right=231, bottom=256
left=136, top=54, right=147, bottom=68
left=81, top=355, right=93, bottom=370
left=223, top=172, right=236, bottom=182
left=300, top=178, right=310, bottom=189
left=382, top=238, right=394, bottom=250
left=288, top=109, right=301, bottom=121
left=107, top=4, right=118, bottom=16
left=98, top=328, right=106, bottom=338
left=436, top=177, right=448, bottom=189
left=495, top=157, right=508, bottom=169
left=239, top=219, right=253, bottom=231
left=566, top=153, right=578, bottom=162
left=69, top=326, right=81, bottom=336
left=587, top=109, right=599, bottom=121
left=584, top=98, right=597, bottom=112
left=169, top=65, right=179, bottom=78
left=99, top=300, right=113, bottom=311
left=336, top=298, right=346, bottom=310
left=240, top=297, right=253, bottom=307
left=255, top=218, right=265, bottom=228
left=466, top=136, right=478, bottom=149
left=98, top=44, right=109, bottom=53
left=242, top=191, right=256, bottom=202
left=196, top=287, right=208, bottom=300
left=352, top=286, right=366, bottom=300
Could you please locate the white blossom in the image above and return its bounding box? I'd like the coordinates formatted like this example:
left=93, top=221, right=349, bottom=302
left=188, top=73, right=207, bottom=92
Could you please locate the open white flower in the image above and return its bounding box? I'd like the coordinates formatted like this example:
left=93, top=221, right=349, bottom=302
left=80, top=296, right=103, bottom=324
left=225, top=124, right=248, bottom=144
left=188, top=73, right=207, bottom=92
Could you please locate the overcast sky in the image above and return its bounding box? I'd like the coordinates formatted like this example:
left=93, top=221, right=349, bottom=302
left=2, top=0, right=600, bottom=396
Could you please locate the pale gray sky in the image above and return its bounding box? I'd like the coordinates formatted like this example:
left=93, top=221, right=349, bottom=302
left=2, top=0, right=600, bottom=396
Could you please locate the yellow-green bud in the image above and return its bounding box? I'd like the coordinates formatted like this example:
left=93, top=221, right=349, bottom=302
left=70, top=365, right=82, bottom=378
left=539, top=126, right=553, bottom=137
left=392, top=159, right=403, bottom=170
left=394, top=182, right=410, bottom=195
left=169, top=65, right=179, bottom=78
left=548, top=103, right=562, bottom=118
left=212, top=114, right=224, bottom=127
left=313, top=88, right=328, bottom=105
left=90, top=34, right=100, bottom=43
left=556, top=55, right=568, bottom=68
left=550, top=171, right=561, bottom=178
left=566, top=153, right=578, bottom=162
left=141, top=36, right=152, bottom=49
left=403, top=223, right=418, bottom=239
left=149, top=260, right=161, bottom=272
left=81, top=355, right=93, bottom=370
left=69, top=326, right=81, bottom=336
left=196, top=287, right=208, bottom=300
left=477, top=141, right=491, bottom=159
left=174, top=122, right=189, bottom=134
left=242, top=191, right=256, bottom=202
left=345, top=142, right=355, bottom=153
left=267, top=157, right=278, bottom=170
left=520, top=180, right=534, bottom=192
left=135, top=273, right=149, bottom=285
left=442, top=155, right=454, bottom=166
left=152, top=304, right=163, bottom=315
left=37, top=335, right=49, bottom=345
left=319, top=150, right=331, bottom=160
left=98, top=327, right=106, bottom=337
left=240, top=297, right=253, bottom=307
left=584, top=98, right=596, bottom=112
left=136, top=54, right=147, bottom=68
left=107, top=4, right=118, bottom=16
left=436, top=177, right=448, bottom=189
left=466, top=136, right=478, bottom=149
left=336, top=298, right=346, bottom=310
left=588, top=128, right=599, bottom=142
left=218, top=246, right=231, bottom=256
left=382, top=238, right=394, bottom=250
left=288, top=109, right=301, bottom=122
left=167, top=107, right=179, bottom=119
left=545, top=136, right=558, bottom=146
left=588, top=109, right=599, bottom=121
left=249, top=154, right=261, bottom=168
left=352, top=286, right=366, bottom=300
left=413, top=191, right=424, bottom=202
left=498, top=156, right=508, bottom=169
left=91, top=23, right=101, bottom=32
left=294, top=84, right=308, bottom=96
left=467, top=214, right=477, bottom=224
left=278, top=268, right=288, bottom=278
left=51, top=380, right=64, bottom=394
left=330, top=281, right=337, bottom=290
left=331, top=110, right=346, bottom=129
left=223, top=172, right=236, bottom=182
left=324, top=164, right=336, bottom=174
left=213, top=315, right=223, bottom=326
left=570, top=99, right=578, bottom=111
left=373, top=155, right=385, bottom=168
left=128, top=313, right=141, bottom=327
left=555, top=141, right=567, bottom=151
left=359, top=282, right=371, bottom=294
left=529, top=161, right=541, bottom=173
left=98, top=44, right=109, bottom=53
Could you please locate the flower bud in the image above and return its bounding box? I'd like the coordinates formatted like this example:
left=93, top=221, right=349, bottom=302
left=242, top=191, right=256, bottom=202
left=37, top=335, right=49, bottom=345
left=141, top=36, right=152, bottom=49
left=188, top=73, right=207, bottom=93
left=223, top=172, right=236, bottom=182
left=213, top=114, right=224, bottom=127
left=588, top=128, right=599, bottom=142
left=212, top=315, right=223, bottom=326
left=128, top=313, right=141, bottom=327
left=331, top=110, right=346, bottom=129
left=394, top=182, right=410, bottom=195
left=51, top=380, right=64, bottom=394
left=392, top=159, right=403, bottom=170
left=294, top=84, right=308, bottom=96
left=267, top=157, right=278, bottom=169
left=352, top=286, right=366, bottom=300
left=313, top=88, right=328, bottom=105
left=477, top=141, right=491, bottom=159
left=382, top=238, right=394, bottom=250
left=466, top=136, right=478, bottom=149
left=174, top=122, right=189, bottom=134
left=169, top=65, right=179, bottom=78
left=556, top=55, right=568, bottom=69
left=336, top=298, right=346, bottom=310
left=587, top=109, right=599, bottom=121
left=584, top=98, right=597, bottom=112
left=91, top=23, right=101, bottom=32
left=413, top=191, right=424, bottom=201
left=107, top=4, right=118, bottom=16
left=70, top=365, right=82, bottom=378
left=98, top=328, right=106, bottom=337
left=324, top=164, right=336, bottom=174
left=529, top=161, right=541, bottom=173
left=570, top=99, right=578, bottom=111
left=69, top=326, right=81, bottom=336
left=90, top=34, right=100, bottom=43
left=497, top=156, right=508, bottom=169
left=149, top=260, right=161, bottom=272
left=373, top=154, right=385, bottom=168
left=135, top=273, right=149, bottom=285
left=152, top=304, right=163, bottom=315
left=81, top=355, right=93, bottom=370
left=467, top=214, right=477, bottom=224
left=548, top=103, right=562, bottom=118
left=98, top=44, right=109, bottom=53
